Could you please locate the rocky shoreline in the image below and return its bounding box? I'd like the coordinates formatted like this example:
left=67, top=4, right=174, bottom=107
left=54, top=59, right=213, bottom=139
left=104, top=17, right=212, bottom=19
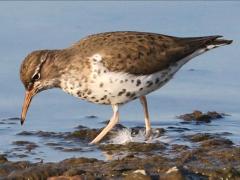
left=1, top=111, right=240, bottom=179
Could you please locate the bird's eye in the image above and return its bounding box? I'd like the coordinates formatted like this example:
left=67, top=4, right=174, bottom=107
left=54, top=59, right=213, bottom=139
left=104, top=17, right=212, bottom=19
left=32, top=73, right=40, bottom=81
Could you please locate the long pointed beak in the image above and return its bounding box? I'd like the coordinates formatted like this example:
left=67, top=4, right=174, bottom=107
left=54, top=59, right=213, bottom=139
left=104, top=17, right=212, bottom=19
left=21, top=89, right=36, bottom=125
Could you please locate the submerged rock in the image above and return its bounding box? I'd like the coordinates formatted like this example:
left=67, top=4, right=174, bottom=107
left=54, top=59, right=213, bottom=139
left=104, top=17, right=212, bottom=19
left=177, top=110, right=226, bottom=123
left=185, top=133, right=234, bottom=147
left=12, top=141, right=39, bottom=152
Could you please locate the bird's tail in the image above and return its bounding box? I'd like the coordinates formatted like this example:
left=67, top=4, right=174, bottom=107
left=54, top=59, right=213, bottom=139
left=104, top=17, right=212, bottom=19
left=180, top=35, right=233, bottom=53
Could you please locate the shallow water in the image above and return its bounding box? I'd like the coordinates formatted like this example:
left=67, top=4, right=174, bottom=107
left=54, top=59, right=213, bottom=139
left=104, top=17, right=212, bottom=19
left=0, top=2, right=239, bottom=162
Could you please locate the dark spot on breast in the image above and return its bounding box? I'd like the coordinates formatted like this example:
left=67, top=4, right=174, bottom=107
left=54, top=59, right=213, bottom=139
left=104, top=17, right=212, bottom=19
left=136, top=79, right=141, bottom=86
left=131, top=80, right=134, bottom=83
left=146, top=81, right=153, bottom=87
left=126, top=92, right=131, bottom=97
left=91, top=96, right=96, bottom=99
left=87, top=90, right=92, bottom=95
left=139, top=88, right=143, bottom=91
left=118, top=89, right=126, bottom=96
left=155, top=78, right=160, bottom=84
left=99, top=82, right=104, bottom=87
left=125, top=79, right=128, bottom=82
left=120, top=80, right=124, bottom=83
left=101, top=95, right=107, bottom=100
left=77, top=91, right=82, bottom=97
left=130, top=93, right=136, bottom=98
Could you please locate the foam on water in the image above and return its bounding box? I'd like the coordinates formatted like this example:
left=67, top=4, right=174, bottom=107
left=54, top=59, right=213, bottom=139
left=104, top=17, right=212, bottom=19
left=108, top=128, right=175, bottom=144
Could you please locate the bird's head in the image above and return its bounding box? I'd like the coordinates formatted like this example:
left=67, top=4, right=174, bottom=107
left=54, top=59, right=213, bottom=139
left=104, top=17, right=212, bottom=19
left=20, top=50, right=60, bottom=125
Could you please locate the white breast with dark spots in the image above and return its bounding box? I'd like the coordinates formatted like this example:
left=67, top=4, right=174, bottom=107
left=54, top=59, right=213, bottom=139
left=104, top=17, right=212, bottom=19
left=84, top=54, right=181, bottom=105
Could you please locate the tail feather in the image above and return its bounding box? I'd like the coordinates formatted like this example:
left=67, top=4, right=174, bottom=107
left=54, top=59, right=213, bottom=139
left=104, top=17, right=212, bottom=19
left=182, top=35, right=233, bottom=51
left=208, top=37, right=233, bottom=46
left=205, top=36, right=233, bottom=50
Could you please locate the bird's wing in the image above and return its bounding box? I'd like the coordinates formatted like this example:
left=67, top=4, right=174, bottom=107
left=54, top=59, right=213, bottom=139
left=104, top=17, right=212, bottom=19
left=72, top=32, right=230, bottom=75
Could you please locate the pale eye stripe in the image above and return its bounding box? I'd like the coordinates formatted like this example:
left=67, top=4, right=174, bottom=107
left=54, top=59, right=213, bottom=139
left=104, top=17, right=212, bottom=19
left=31, top=53, right=48, bottom=79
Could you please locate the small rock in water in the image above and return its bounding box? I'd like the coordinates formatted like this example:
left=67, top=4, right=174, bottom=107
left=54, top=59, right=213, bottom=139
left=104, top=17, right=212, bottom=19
left=2, top=117, right=21, bottom=121
left=12, top=141, right=39, bottom=152
left=85, top=115, right=98, bottom=119
left=177, top=110, right=226, bottom=123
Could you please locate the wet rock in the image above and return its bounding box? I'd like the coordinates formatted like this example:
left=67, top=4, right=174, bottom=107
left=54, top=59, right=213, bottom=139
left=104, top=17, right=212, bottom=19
left=102, top=120, right=127, bottom=130
left=167, top=126, right=190, bottom=132
left=177, top=110, right=226, bottom=123
left=186, top=133, right=214, bottom=142
left=7, top=164, right=66, bottom=180
left=200, top=138, right=233, bottom=148
left=215, top=167, right=240, bottom=179
left=186, top=133, right=233, bottom=147
left=12, top=141, right=39, bottom=152
left=0, top=154, right=8, bottom=163
left=2, top=117, right=21, bottom=121
left=17, top=131, right=34, bottom=136
left=74, top=125, right=88, bottom=130
left=45, top=142, right=62, bottom=147
left=61, top=157, right=99, bottom=165
left=171, top=144, right=189, bottom=152
left=17, top=131, right=67, bottom=138
left=0, top=161, right=31, bottom=178
left=99, top=142, right=166, bottom=153
left=67, top=128, right=100, bottom=142
left=1, top=145, right=240, bottom=179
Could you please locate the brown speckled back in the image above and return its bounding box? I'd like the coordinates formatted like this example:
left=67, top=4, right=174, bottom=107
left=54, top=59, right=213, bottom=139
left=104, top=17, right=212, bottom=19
left=70, top=31, right=220, bottom=75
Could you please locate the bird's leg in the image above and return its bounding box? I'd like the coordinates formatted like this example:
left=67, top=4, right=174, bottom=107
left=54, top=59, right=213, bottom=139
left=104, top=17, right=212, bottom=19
left=140, top=96, right=152, bottom=138
left=90, top=105, right=119, bottom=144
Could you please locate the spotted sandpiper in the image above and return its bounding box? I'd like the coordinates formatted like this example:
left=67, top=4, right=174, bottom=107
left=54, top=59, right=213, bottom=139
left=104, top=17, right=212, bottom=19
left=20, top=31, right=232, bottom=144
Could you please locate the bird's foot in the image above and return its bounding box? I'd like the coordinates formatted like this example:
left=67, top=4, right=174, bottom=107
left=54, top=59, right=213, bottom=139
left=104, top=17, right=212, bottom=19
left=145, top=129, right=152, bottom=141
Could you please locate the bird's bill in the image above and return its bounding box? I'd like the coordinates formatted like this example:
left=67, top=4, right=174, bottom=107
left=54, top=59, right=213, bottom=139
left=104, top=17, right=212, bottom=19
left=20, top=89, right=36, bottom=125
